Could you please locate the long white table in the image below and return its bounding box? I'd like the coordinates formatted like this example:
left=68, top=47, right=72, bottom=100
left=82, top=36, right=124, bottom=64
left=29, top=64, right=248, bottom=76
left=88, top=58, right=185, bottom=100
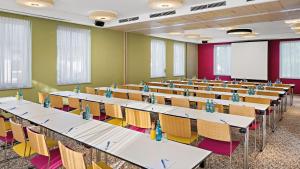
left=51, top=91, right=255, bottom=169
left=0, top=97, right=212, bottom=169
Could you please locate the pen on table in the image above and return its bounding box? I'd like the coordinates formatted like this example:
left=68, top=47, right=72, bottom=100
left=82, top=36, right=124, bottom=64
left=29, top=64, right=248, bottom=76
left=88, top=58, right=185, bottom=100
left=185, top=113, right=189, bottom=117
left=67, top=127, right=74, bottom=133
left=161, top=159, right=166, bottom=169
left=41, top=119, right=50, bottom=124
left=220, top=119, right=228, bottom=124
left=9, top=107, right=16, bottom=110
left=21, top=112, right=29, bottom=116
left=105, top=141, right=111, bottom=150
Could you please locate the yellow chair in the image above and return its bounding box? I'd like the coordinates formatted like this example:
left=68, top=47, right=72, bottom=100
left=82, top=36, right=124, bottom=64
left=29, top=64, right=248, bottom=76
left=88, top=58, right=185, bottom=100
left=256, top=91, right=279, bottom=97
left=213, top=88, right=232, bottom=93
left=171, top=97, right=190, bottom=108
left=180, top=85, right=195, bottom=90
left=86, top=87, right=96, bottom=94
left=38, top=92, right=49, bottom=104
left=0, top=117, right=14, bottom=160
left=50, top=95, right=64, bottom=109
left=125, top=108, right=151, bottom=133
left=265, top=86, right=285, bottom=91
left=127, top=86, right=141, bottom=91
left=128, top=93, right=143, bottom=101
left=149, top=88, right=158, bottom=93
left=159, top=114, right=197, bottom=144
left=104, top=104, right=126, bottom=127
left=112, top=92, right=128, bottom=99
left=82, top=100, right=104, bottom=121
left=227, top=84, right=242, bottom=88
left=196, top=92, right=215, bottom=99
left=197, top=101, right=224, bottom=113
left=237, top=89, right=247, bottom=94
left=68, top=97, right=81, bottom=111
left=58, top=141, right=111, bottom=169
left=221, top=95, right=232, bottom=100
left=98, top=90, right=105, bottom=96
left=10, top=119, right=35, bottom=157
left=158, top=88, right=173, bottom=94
left=156, top=96, right=165, bottom=105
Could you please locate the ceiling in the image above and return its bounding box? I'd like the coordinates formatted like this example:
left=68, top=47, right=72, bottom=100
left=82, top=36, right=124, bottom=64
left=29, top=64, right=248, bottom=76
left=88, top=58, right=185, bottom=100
left=0, top=0, right=300, bottom=43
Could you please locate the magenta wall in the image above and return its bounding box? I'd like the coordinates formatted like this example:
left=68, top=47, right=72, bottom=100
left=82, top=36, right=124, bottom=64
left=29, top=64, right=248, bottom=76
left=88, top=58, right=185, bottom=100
left=198, top=40, right=300, bottom=94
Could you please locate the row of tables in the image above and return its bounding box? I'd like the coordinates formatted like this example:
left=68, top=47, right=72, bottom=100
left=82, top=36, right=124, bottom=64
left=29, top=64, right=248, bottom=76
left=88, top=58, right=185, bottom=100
left=51, top=91, right=255, bottom=169
left=0, top=97, right=211, bottom=169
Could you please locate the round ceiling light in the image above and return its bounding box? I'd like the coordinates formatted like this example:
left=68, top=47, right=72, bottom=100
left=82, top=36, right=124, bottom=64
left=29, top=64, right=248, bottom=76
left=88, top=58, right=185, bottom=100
left=89, top=10, right=118, bottom=22
left=149, top=0, right=184, bottom=9
left=168, top=31, right=183, bottom=35
left=227, top=28, right=253, bottom=35
left=17, top=0, right=54, bottom=8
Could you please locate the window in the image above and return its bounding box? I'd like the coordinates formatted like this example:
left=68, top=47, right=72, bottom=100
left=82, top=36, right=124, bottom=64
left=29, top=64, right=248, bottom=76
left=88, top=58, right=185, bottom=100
left=173, top=42, right=185, bottom=76
left=0, top=16, right=32, bottom=90
left=151, top=39, right=166, bottom=78
left=280, top=41, right=300, bottom=79
left=214, top=44, right=231, bottom=76
left=57, top=26, right=91, bottom=85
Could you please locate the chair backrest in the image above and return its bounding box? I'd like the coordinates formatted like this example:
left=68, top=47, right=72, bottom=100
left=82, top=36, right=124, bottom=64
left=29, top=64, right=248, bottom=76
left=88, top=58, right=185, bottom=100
left=81, top=100, right=100, bottom=117
left=180, top=85, right=195, bottom=89
left=221, top=95, right=231, bottom=100
left=156, top=96, right=165, bottom=104
left=112, top=92, right=128, bottom=99
left=195, top=83, right=209, bottom=87
left=196, top=92, right=215, bottom=99
left=98, top=90, right=105, bottom=96
left=58, top=141, right=86, bottom=169
left=68, top=98, right=80, bottom=109
left=227, top=84, right=242, bottom=88
left=157, top=89, right=173, bottom=94
left=118, top=85, right=128, bottom=89
left=149, top=88, right=158, bottom=92
left=273, top=84, right=290, bottom=88
left=237, top=89, right=247, bottom=94
left=212, top=83, right=223, bottom=87
left=10, top=119, right=26, bottom=143
left=125, top=108, right=151, bottom=129
left=159, top=114, right=191, bottom=138
left=85, top=87, right=95, bottom=94
left=50, top=95, right=64, bottom=109
left=213, top=88, right=232, bottom=93
left=92, top=162, right=103, bottom=169
left=197, top=119, right=231, bottom=142
left=256, top=91, right=279, bottom=97
left=27, top=127, right=49, bottom=157
left=171, top=97, right=190, bottom=108
left=104, top=104, right=123, bottom=119
left=229, top=104, right=255, bottom=117
left=197, top=102, right=224, bottom=113
left=128, top=93, right=143, bottom=101
left=0, top=118, right=7, bottom=137
left=197, top=86, right=207, bottom=90
left=244, top=97, right=271, bottom=105
left=38, top=92, right=48, bottom=104
left=265, top=86, right=285, bottom=91
left=127, top=86, right=141, bottom=91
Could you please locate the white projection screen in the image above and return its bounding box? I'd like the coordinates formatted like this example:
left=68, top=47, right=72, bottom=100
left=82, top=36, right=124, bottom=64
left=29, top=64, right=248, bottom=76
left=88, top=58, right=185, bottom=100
left=231, top=41, right=268, bottom=80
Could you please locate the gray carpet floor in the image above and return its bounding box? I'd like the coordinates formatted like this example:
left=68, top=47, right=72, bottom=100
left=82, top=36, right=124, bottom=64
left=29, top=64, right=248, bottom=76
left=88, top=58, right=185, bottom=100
left=1, top=96, right=300, bottom=169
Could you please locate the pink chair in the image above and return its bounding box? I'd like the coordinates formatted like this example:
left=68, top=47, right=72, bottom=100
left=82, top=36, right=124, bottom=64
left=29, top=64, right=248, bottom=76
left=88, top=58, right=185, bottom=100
left=197, top=119, right=240, bottom=165
left=27, top=127, right=62, bottom=169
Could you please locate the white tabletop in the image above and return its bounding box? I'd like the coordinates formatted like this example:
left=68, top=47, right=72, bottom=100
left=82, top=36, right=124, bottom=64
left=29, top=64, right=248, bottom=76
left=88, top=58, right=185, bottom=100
left=0, top=97, right=211, bottom=169
left=52, top=91, right=255, bottom=128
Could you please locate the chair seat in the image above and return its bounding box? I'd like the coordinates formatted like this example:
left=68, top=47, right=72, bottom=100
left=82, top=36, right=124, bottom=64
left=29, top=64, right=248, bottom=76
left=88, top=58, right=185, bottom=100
left=45, top=138, right=58, bottom=148
left=30, top=148, right=62, bottom=169
left=166, top=132, right=198, bottom=144
left=198, top=138, right=240, bottom=156
left=107, top=118, right=127, bottom=127
left=128, top=126, right=147, bottom=133
left=250, top=121, right=260, bottom=130
left=0, top=112, right=13, bottom=119
left=13, top=141, right=36, bottom=157
left=5, top=121, right=11, bottom=130
left=0, top=131, right=14, bottom=144
left=69, top=109, right=81, bottom=115
left=87, top=161, right=112, bottom=169
left=93, top=113, right=107, bottom=121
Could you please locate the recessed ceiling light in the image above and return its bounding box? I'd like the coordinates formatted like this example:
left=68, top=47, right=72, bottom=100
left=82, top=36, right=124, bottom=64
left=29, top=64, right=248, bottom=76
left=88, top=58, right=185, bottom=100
left=242, top=35, right=256, bottom=38
left=285, top=19, right=300, bottom=24
left=16, top=0, right=54, bottom=8
left=149, top=0, right=184, bottom=9
left=89, top=10, right=118, bottom=22
left=168, top=31, right=183, bottom=35
left=200, top=37, right=212, bottom=41
left=227, top=28, right=253, bottom=35
left=184, top=34, right=200, bottom=39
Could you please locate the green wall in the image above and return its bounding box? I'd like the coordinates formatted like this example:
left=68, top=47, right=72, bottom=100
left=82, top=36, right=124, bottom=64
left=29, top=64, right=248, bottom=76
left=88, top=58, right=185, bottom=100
left=0, top=12, right=124, bottom=102
left=127, top=33, right=186, bottom=84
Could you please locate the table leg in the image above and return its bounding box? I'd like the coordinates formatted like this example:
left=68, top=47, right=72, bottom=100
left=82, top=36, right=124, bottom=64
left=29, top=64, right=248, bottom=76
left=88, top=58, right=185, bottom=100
left=284, top=93, right=287, bottom=112
left=261, top=110, right=267, bottom=151
left=244, top=127, right=249, bottom=169
left=291, top=88, right=294, bottom=106
left=273, top=104, right=277, bottom=132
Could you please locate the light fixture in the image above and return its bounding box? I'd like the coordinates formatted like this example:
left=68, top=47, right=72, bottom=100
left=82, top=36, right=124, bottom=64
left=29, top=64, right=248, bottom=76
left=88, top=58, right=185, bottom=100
left=17, top=0, right=54, bottom=7
left=285, top=19, right=300, bottom=24
left=168, top=31, right=183, bottom=35
left=291, top=27, right=300, bottom=30
left=89, top=10, right=118, bottom=22
left=184, top=34, right=200, bottom=39
left=200, top=37, right=212, bottom=41
left=149, top=0, right=184, bottom=9
left=218, top=26, right=237, bottom=31
left=227, top=28, right=253, bottom=35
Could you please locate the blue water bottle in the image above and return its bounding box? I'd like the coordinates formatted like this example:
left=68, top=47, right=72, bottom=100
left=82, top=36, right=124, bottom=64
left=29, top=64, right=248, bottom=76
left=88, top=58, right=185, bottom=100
left=156, top=120, right=162, bottom=141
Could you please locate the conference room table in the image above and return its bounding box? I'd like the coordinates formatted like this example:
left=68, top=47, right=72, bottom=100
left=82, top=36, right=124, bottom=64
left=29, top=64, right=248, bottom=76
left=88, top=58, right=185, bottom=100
left=0, top=97, right=212, bottom=169
left=50, top=91, right=254, bottom=169
left=95, top=87, right=270, bottom=153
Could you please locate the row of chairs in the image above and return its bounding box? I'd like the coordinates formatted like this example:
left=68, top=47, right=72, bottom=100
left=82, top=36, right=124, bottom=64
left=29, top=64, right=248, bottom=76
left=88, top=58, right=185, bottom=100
left=0, top=118, right=110, bottom=169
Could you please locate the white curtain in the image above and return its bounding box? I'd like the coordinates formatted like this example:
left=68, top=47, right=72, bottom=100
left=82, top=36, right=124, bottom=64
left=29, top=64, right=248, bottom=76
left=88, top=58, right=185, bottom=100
left=57, top=26, right=91, bottom=85
left=280, top=41, right=300, bottom=79
left=173, top=42, right=185, bottom=76
left=214, top=44, right=231, bottom=76
left=151, top=39, right=166, bottom=78
left=0, top=16, right=32, bottom=90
